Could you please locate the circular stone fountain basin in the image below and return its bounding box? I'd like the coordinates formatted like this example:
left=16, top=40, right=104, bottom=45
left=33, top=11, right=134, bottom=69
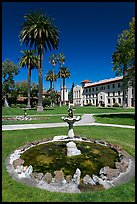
left=5, top=136, right=135, bottom=193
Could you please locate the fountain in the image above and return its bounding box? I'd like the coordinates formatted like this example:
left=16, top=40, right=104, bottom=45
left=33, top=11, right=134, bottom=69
left=16, top=108, right=31, bottom=120
left=5, top=106, right=135, bottom=193
left=61, top=105, right=81, bottom=138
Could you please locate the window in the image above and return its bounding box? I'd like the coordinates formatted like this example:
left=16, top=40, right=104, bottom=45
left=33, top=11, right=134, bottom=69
left=113, top=84, right=115, bottom=88
left=101, top=96, right=102, bottom=99
left=118, top=91, right=120, bottom=96
left=108, top=98, right=110, bottom=103
left=108, top=85, right=110, bottom=89
left=118, top=98, right=121, bottom=104
left=108, top=92, right=110, bottom=96
left=89, top=88, right=91, bottom=92
left=113, top=92, right=115, bottom=96
left=104, top=86, right=105, bottom=90
left=113, top=98, right=115, bottom=103
left=92, top=87, right=94, bottom=91
left=118, top=83, right=120, bottom=87
left=86, top=88, right=88, bottom=92
left=96, top=87, right=98, bottom=91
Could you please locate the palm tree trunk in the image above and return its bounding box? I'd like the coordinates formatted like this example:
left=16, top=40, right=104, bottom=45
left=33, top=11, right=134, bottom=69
left=63, top=77, right=65, bottom=105
left=50, top=81, right=52, bottom=90
left=60, top=67, right=62, bottom=107
left=37, top=46, right=43, bottom=112
left=27, top=63, right=31, bottom=108
left=4, top=95, right=9, bottom=107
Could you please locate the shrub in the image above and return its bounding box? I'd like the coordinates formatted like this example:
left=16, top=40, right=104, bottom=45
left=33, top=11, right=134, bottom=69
left=113, top=103, right=119, bottom=107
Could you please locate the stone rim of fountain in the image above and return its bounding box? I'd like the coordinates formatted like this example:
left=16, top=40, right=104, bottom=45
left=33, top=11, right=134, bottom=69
left=5, top=135, right=135, bottom=193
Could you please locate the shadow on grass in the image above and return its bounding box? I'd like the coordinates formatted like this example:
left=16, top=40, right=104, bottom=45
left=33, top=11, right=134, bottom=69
left=95, top=113, right=135, bottom=120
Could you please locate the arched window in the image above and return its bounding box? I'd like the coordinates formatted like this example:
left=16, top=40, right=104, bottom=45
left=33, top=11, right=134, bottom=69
left=118, top=98, right=121, bottom=104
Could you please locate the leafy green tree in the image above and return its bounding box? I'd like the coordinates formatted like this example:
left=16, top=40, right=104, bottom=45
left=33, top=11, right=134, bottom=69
left=19, top=10, right=59, bottom=112
left=58, top=67, right=70, bottom=105
left=31, top=82, right=38, bottom=97
left=45, top=70, right=58, bottom=90
left=2, top=59, right=19, bottom=107
left=68, top=82, right=74, bottom=103
left=18, top=50, right=38, bottom=108
left=112, top=17, right=135, bottom=108
left=15, top=80, right=28, bottom=97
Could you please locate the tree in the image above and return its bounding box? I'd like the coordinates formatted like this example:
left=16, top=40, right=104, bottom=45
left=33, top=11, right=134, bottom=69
left=45, top=70, right=58, bottom=90
left=68, top=82, right=74, bottom=103
left=19, top=10, right=59, bottom=112
left=58, top=67, right=70, bottom=105
left=56, top=53, right=65, bottom=106
left=2, top=59, right=19, bottom=107
left=49, top=54, right=57, bottom=90
left=18, top=50, right=38, bottom=108
left=112, top=17, right=135, bottom=109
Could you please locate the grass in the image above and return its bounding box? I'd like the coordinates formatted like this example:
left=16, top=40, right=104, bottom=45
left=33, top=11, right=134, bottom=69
left=94, top=113, right=135, bottom=126
left=2, top=116, right=64, bottom=125
left=2, top=106, right=135, bottom=116
left=2, top=126, right=135, bottom=202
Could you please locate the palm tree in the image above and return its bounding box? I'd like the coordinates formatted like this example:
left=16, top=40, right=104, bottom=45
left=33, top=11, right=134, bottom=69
left=56, top=53, right=65, bottom=106
left=58, top=67, right=70, bottom=105
left=19, top=10, right=59, bottom=112
left=49, top=54, right=57, bottom=90
left=45, top=70, right=58, bottom=90
left=18, top=50, right=38, bottom=108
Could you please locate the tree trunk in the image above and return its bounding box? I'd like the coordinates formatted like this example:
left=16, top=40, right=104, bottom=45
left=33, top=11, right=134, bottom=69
left=4, top=96, right=9, bottom=107
left=63, top=78, right=65, bottom=105
left=27, top=63, right=31, bottom=108
left=122, top=68, right=127, bottom=109
left=60, top=67, right=62, bottom=107
left=37, top=46, right=43, bottom=112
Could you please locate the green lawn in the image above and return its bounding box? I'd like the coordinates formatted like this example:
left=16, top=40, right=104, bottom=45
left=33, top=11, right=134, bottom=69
left=2, top=106, right=135, bottom=116
left=2, top=126, right=135, bottom=202
left=2, top=116, right=64, bottom=125
left=94, top=113, right=135, bottom=126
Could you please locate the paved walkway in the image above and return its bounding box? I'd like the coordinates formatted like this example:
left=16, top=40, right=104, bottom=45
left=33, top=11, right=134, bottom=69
left=2, top=114, right=135, bottom=131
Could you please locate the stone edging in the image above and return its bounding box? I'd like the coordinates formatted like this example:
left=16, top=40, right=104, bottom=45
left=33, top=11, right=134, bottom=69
left=5, top=136, right=135, bottom=193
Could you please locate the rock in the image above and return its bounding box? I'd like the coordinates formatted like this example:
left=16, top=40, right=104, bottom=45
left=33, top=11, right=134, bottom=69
left=83, top=174, right=96, bottom=185
left=54, top=170, right=64, bottom=183
left=66, top=175, right=72, bottom=183
left=66, top=141, right=81, bottom=156
left=13, top=158, right=24, bottom=168
left=15, top=165, right=24, bottom=174
left=37, top=172, right=44, bottom=180
left=43, top=172, right=53, bottom=183
left=99, top=166, right=120, bottom=181
left=92, top=174, right=99, bottom=184
left=72, top=168, right=81, bottom=185
left=31, top=140, right=40, bottom=145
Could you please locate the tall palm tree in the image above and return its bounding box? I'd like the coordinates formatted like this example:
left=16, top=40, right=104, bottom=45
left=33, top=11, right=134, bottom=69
left=58, top=67, right=70, bottom=105
left=19, top=10, right=59, bottom=112
left=49, top=54, right=57, bottom=90
left=56, top=53, right=65, bottom=106
left=18, top=50, right=38, bottom=108
left=45, top=70, right=58, bottom=90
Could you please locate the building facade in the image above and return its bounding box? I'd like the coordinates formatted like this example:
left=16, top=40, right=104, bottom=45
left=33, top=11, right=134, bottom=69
left=73, top=77, right=135, bottom=107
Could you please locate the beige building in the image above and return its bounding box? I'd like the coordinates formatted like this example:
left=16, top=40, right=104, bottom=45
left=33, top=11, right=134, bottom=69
left=73, top=77, right=135, bottom=107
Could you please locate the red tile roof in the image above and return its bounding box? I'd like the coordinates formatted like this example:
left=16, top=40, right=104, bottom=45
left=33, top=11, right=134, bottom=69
left=81, top=79, right=92, bottom=84
left=84, top=76, right=123, bottom=87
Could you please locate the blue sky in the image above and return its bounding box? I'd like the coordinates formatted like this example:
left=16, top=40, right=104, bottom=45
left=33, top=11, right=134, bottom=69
left=2, top=2, right=135, bottom=92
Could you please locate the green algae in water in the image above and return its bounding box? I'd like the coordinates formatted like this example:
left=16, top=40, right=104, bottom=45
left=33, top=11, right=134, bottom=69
left=20, top=141, right=119, bottom=178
